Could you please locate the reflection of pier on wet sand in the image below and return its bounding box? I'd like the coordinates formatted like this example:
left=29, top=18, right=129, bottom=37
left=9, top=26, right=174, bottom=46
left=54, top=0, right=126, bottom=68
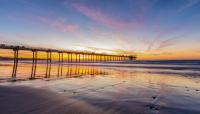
left=0, top=44, right=200, bottom=114
left=0, top=44, right=136, bottom=81
left=0, top=63, right=200, bottom=114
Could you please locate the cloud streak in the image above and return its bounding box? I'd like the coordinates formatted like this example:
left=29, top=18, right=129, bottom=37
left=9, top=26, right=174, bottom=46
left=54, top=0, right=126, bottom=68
left=146, top=25, right=183, bottom=51
left=36, top=16, right=79, bottom=33
left=157, top=37, right=178, bottom=50
left=179, top=0, right=200, bottom=12
left=72, top=3, right=136, bottom=29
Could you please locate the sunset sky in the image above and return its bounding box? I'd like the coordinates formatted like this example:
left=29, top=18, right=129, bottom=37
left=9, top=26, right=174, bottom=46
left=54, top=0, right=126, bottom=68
left=0, top=0, right=200, bottom=60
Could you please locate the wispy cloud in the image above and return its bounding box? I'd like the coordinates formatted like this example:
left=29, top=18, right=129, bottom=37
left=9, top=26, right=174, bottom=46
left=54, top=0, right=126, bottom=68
left=146, top=25, right=182, bottom=51
left=179, top=0, right=200, bottom=12
left=72, top=3, right=136, bottom=29
left=157, top=37, right=179, bottom=50
left=36, top=16, right=79, bottom=32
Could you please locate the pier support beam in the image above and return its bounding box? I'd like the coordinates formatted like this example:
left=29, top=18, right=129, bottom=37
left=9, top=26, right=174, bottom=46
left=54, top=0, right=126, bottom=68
left=12, top=48, right=19, bottom=80
left=61, top=53, right=63, bottom=76
left=67, top=53, right=70, bottom=63
left=75, top=53, right=77, bottom=63
left=70, top=53, right=73, bottom=63
left=95, top=55, right=97, bottom=62
left=82, top=54, right=85, bottom=63
left=99, top=55, right=101, bottom=62
left=58, top=52, right=61, bottom=77
left=58, top=52, right=64, bottom=77
left=78, top=54, right=81, bottom=63
left=91, top=54, right=93, bottom=63
left=49, top=51, right=52, bottom=78
left=46, top=51, right=49, bottom=78
left=46, top=51, right=52, bottom=78
left=31, top=50, right=37, bottom=79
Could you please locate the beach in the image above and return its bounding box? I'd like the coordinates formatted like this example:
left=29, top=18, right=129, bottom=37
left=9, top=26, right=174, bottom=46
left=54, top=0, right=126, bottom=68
left=1, top=0, right=200, bottom=113
left=0, top=60, right=200, bottom=114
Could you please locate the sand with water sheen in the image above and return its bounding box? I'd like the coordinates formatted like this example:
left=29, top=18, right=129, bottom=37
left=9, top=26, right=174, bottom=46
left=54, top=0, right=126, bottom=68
left=0, top=63, right=200, bottom=114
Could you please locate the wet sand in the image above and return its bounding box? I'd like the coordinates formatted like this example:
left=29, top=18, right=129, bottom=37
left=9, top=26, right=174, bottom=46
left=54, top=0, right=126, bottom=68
left=0, top=86, right=109, bottom=114
left=0, top=65, right=200, bottom=114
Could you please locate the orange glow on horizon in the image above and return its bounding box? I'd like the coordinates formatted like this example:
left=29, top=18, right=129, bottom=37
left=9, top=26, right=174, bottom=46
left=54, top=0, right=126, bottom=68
left=1, top=48, right=200, bottom=60
left=135, top=50, right=200, bottom=60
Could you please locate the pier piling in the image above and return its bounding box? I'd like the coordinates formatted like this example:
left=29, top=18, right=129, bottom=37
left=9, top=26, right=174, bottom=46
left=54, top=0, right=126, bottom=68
left=12, top=48, right=19, bottom=80
left=31, top=50, right=37, bottom=79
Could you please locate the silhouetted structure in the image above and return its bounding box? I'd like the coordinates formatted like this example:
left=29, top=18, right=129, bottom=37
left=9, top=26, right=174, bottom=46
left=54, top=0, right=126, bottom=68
left=0, top=44, right=136, bottom=80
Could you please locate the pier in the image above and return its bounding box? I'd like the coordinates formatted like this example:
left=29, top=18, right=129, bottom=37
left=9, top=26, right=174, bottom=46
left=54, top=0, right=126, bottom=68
left=0, top=44, right=136, bottom=80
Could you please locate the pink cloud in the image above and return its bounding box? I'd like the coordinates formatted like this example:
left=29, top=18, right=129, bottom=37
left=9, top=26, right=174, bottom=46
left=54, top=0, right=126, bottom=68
left=72, top=3, right=135, bottom=29
left=147, top=25, right=182, bottom=51
left=36, top=16, right=79, bottom=32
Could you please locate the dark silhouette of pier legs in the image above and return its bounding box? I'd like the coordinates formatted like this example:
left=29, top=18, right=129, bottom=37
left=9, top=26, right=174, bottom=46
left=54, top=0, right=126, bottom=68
left=67, top=53, right=70, bottom=63
left=82, top=54, right=85, bottom=63
left=70, top=53, right=73, bottom=63
left=89, top=55, right=92, bottom=63
left=75, top=54, right=78, bottom=63
left=106, top=56, right=108, bottom=61
left=31, top=51, right=35, bottom=79
left=90, top=55, right=92, bottom=63
left=92, top=55, right=94, bottom=63
left=100, top=55, right=101, bottom=62
left=78, top=54, right=80, bottom=63
left=1, top=44, right=136, bottom=81
left=46, top=53, right=48, bottom=77
left=61, top=53, right=63, bottom=76
left=31, top=50, right=37, bottom=79
left=97, top=55, right=99, bottom=62
left=34, top=52, right=38, bottom=77
left=58, top=52, right=61, bottom=77
left=49, top=51, right=52, bottom=77
left=57, top=52, right=63, bottom=77
left=12, top=49, right=19, bottom=80
left=46, top=51, right=52, bottom=78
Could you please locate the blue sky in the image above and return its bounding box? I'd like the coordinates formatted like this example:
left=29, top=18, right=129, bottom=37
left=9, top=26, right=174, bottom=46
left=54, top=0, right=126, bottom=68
left=0, top=0, right=200, bottom=59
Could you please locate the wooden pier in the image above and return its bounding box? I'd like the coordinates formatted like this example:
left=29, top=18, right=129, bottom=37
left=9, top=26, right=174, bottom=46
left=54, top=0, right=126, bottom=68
left=0, top=44, right=136, bottom=80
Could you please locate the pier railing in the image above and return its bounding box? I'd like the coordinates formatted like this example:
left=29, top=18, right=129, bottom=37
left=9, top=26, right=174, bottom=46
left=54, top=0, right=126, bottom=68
left=0, top=44, right=136, bottom=80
